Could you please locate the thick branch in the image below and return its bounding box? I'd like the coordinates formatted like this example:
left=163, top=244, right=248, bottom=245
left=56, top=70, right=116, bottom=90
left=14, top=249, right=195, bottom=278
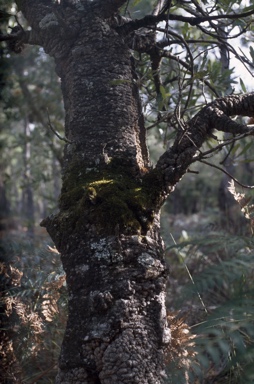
left=94, top=0, right=128, bottom=17
left=150, top=93, right=254, bottom=197
left=15, top=0, right=53, bottom=30
left=0, top=27, right=41, bottom=51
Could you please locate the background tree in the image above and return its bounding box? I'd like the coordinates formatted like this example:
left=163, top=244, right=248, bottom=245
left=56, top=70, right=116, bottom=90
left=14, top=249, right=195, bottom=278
left=1, top=0, right=254, bottom=383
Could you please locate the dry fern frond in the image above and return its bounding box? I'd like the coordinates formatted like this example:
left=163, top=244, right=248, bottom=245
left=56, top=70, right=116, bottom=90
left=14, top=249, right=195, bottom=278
left=0, top=262, right=23, bottom=285
left=9, top=265, right=23, bottom=286
left=14, top=299, right=28, bottom=323
left=165, top=311, right=197, bottom=383
left=228, top=180, right=247, bottom=207
left=42, top=292, right=60, bottom=322
left=47, top=245, right=60, bottom=254
left=0, top=262, right=7, bottom=275
left=44, top=274, right=66, bottom=291
left=11, top=298, right=44, bottom=335
left=165, top=311, right=196, bottom=363
left=228, top=179, right=254, bottom=233
left=4, top=296, right=16, bottom=316
left=0, top=336, right=22, bottom=383
left=26, top=311, right=44, bottom=334
left=41, top=274, right=65, bottom=322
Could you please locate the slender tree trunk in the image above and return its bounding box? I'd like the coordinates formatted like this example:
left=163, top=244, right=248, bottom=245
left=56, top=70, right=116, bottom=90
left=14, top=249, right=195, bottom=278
left=21, top=118, right=35, bottom=238
left=52, top=156, right=61, bottom=203
left=0, top=169, right=10, bottom=229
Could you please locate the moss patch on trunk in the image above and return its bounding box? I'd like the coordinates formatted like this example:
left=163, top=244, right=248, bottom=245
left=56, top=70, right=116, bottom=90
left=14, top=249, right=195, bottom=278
left=58, top=161, right=159, bottom=236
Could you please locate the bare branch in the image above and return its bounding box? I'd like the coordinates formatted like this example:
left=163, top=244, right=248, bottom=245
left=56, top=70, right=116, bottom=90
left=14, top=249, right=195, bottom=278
left=117, top=9, right=254, bottom=35
left=193, top=129, right=254, bottom=162
left=199, top=159, right=254, bottom=190
left=147, top=93, right=254, bottom=198
left=46, top=110, right=74, bottom=145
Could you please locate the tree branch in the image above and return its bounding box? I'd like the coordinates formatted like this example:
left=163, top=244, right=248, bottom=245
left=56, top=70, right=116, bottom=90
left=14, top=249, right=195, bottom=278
left=94, top=0, right=128, bottom=17
left=152, top=0, right=170, bottom=16
left=117, top=9, right=254, bottom=35
left=148, top=93, right=254, bottom=198
left=15, top=0, right=53, bottom=31
left=199, top=159, right=254, bottom=190
left=0, top=27, right=41, bottom=52
left=46, top=110, right=73, bottom=145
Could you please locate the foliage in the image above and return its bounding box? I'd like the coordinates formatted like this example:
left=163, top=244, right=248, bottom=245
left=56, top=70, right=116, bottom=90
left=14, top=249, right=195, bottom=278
left=166, top=183, right=254, bottom=383
left=1, top=17, right=64, bottom=228
left=0, top=233, right=67, bottom=383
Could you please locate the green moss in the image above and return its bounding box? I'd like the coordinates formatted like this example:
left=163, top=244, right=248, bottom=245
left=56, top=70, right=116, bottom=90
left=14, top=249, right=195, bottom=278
left=59, top=186, right=85, bottom=209
left=82, top=178, right=149, bottom=234
left=58, top=160, right=160, bottom=236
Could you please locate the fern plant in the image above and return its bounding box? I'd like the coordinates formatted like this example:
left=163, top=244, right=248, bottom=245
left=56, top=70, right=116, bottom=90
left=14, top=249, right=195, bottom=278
left=166, top=180, right=254, bottom=383
left=0, top=235, right=67, bottom=383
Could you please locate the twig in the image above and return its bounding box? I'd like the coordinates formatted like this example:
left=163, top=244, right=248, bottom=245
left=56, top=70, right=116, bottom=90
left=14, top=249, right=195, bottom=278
left=30, top=363, right=57, bottom=384
left=199, top=159, right=254, bottom=189
left=193, top=127, right=254, bottom=160
left=170, top=233, right=208, bottom=313
left=117, top=8, right=254, bottom=34
left=187, top=168, right=199, bottom=174
left=46, top=110, right=73, bottom=144
left=220, top=140, right=235, bottom=165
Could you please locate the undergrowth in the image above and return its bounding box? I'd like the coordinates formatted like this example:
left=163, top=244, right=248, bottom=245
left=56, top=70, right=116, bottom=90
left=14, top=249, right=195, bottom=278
left=165, top=180, right=254, bottom=383
left=1, top=181, right=254, bottom=383
left=0, top=235, right=67, bottom=383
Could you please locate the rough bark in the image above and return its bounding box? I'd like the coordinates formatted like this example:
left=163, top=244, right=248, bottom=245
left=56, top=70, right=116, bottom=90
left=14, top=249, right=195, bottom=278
left=17, top=1, right=169, bottom=383
left=11, top=1, right=254, bottom=383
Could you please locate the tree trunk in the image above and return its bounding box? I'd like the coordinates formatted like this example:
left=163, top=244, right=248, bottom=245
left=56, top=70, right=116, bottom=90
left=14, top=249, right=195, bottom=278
left=14, top=1, right=254, bottom=383
left=0, top=169, right=10, bottom=228
left=21, top=118, right=35, bottom=238
left=25, top=2, right=170, bottom=383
